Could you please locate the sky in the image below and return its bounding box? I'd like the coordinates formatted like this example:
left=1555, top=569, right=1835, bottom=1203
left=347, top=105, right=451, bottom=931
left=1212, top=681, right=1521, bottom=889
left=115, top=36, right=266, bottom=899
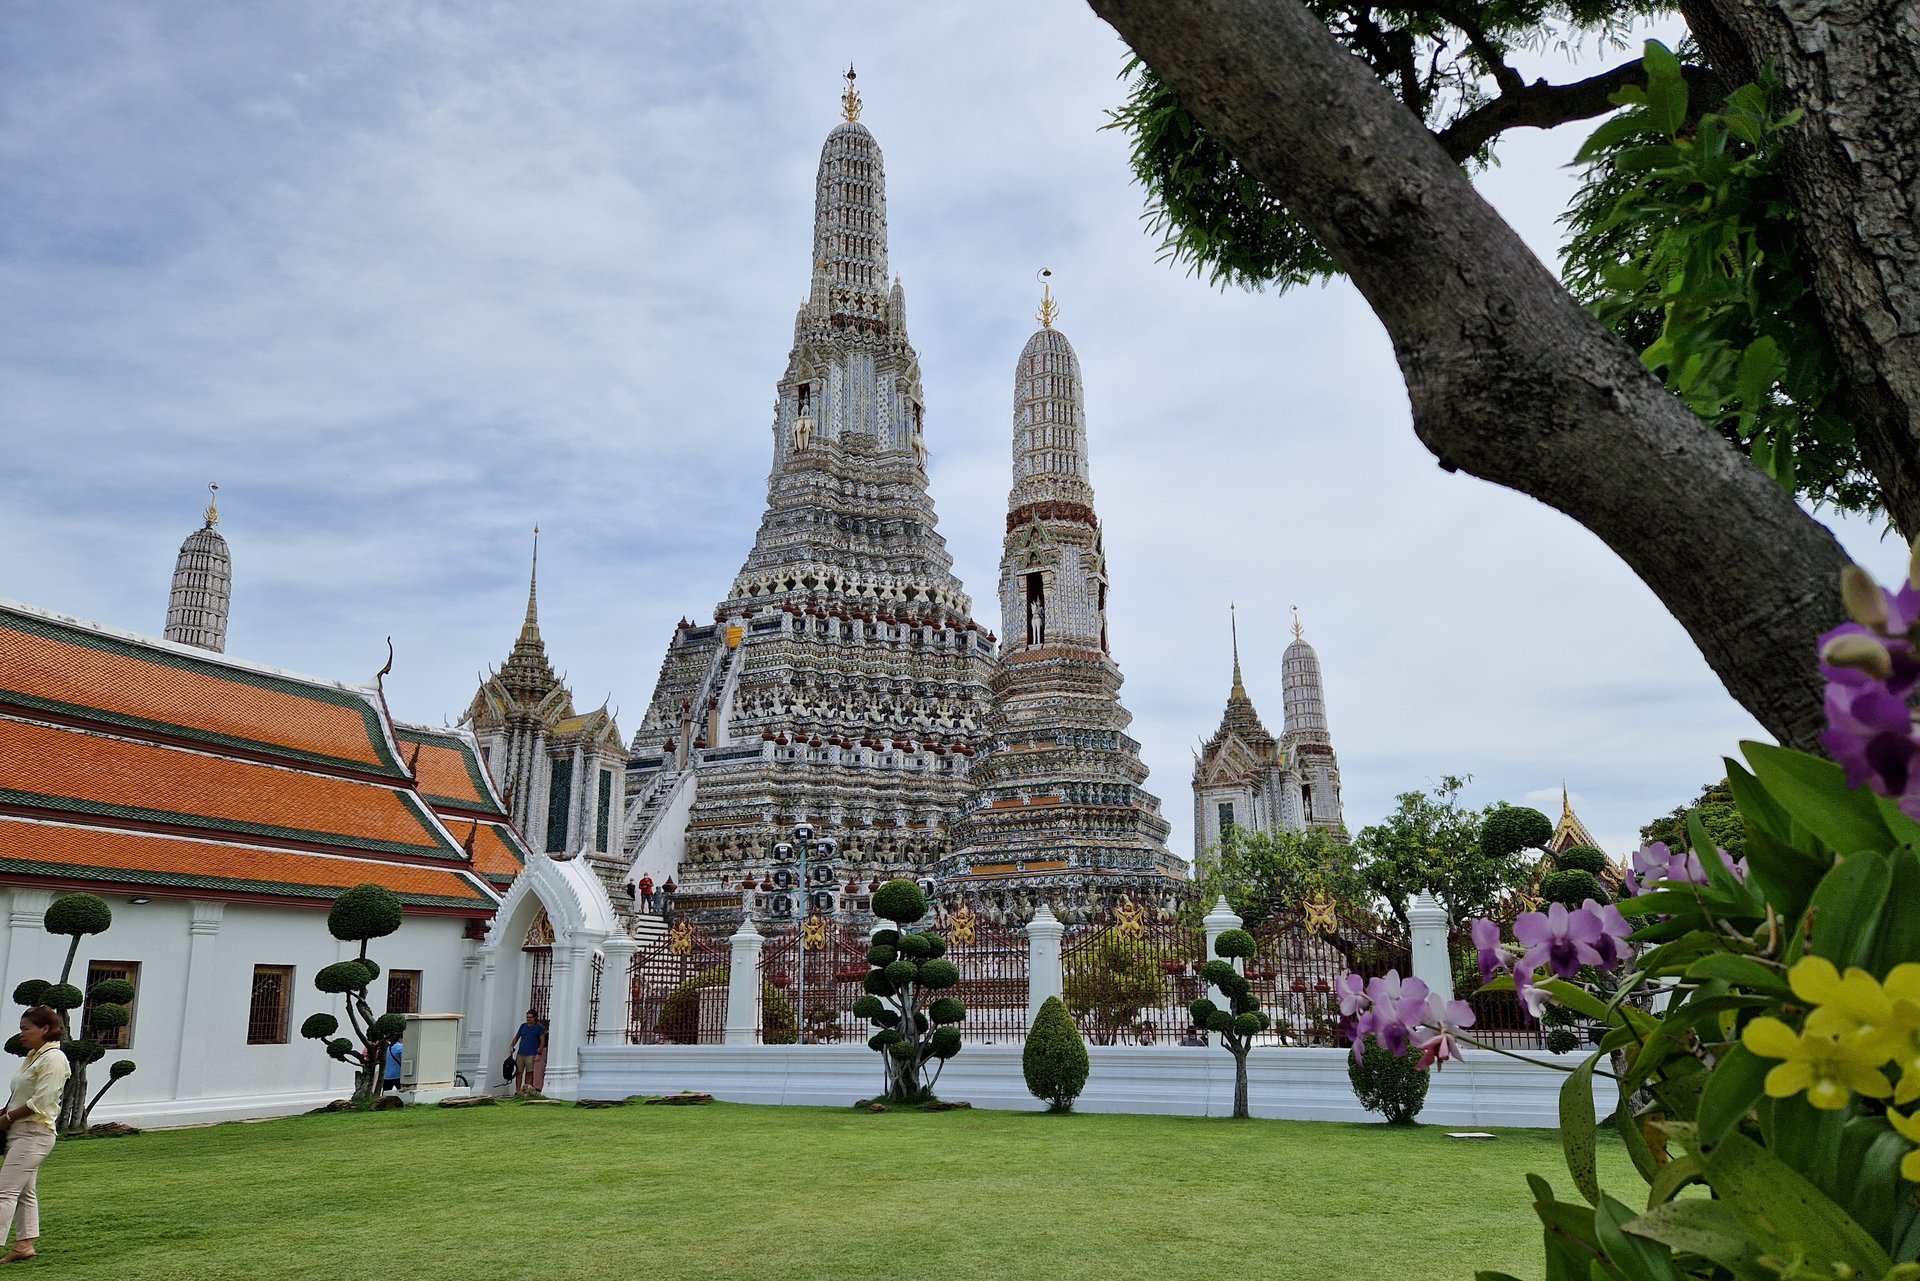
left=2, top=2, right=1907, bottom=865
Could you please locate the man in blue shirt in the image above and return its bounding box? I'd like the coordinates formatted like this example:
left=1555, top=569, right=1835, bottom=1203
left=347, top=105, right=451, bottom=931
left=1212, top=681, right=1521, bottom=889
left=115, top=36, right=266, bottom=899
left=510, top=1009, right=546, bottom=1097
left=383, top=1039, right=403, bottom=1091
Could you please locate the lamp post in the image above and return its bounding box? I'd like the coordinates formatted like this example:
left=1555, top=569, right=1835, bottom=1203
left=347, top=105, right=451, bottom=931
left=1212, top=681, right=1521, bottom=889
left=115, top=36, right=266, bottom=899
left=770, top=821, right=838, bottom=1045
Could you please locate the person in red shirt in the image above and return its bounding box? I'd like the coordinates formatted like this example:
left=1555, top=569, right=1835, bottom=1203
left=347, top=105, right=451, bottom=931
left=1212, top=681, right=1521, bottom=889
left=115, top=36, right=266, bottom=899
left=637, top=875, right=655, bottom=912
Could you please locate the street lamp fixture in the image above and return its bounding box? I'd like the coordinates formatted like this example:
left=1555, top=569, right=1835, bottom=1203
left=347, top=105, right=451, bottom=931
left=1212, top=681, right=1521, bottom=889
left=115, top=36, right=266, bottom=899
left=769, top=821, right=838, bottom=1044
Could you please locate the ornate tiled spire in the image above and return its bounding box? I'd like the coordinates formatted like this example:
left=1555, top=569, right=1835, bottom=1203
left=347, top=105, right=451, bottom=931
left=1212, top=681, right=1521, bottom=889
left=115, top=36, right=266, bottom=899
left=496, top=528, right=559, bottom=704
left=1281, top=609, right=1330, bottom=745
left=165, top=482, right=231, bottom=653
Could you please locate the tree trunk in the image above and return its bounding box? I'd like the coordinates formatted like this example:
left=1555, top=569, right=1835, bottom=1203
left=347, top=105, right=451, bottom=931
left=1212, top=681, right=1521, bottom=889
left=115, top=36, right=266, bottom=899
left=1087, top=0, right=1855, bottom=752
left=1232, top=1050, right=1250, bottom=1119
left=1702, top=0, right=1920, bottom=539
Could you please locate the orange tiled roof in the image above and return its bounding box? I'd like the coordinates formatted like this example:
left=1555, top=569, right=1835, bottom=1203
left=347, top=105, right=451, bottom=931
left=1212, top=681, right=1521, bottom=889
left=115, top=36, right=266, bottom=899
left=462, top=820, right=530, bottom=883
left=0, top=817, right=492, bottom=909
left=395, top=727, right=504, bottom=816
left=0, top=716, right=458, bottom=860
left=0, top=607, right=404, bottom=777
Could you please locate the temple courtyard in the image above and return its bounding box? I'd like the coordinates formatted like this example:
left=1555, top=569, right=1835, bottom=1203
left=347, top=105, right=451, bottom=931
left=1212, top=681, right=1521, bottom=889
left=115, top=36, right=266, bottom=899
left=40, top=1102, right=1634, bottom=1279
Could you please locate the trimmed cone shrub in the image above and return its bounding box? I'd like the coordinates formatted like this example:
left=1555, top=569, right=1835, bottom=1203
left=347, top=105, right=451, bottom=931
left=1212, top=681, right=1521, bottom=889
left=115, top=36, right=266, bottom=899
left=1553, top=845, right=1609, bottom=875
left=871, top=879, right=927, bottom=925
left=1348, top=1034, right=1430, bottom=1125
left=1023, top=996, right=1089, bottom=1112
left=327, top=884, right=403, bottom=943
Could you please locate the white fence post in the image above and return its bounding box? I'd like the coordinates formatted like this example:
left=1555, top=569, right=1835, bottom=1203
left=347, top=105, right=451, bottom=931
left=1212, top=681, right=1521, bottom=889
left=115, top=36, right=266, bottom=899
left=1408, top=892, right=1454, bottom=1006
left=1025, top=905, right=1064, bottom=1029
left=1202, top=895, right=1243, bottom=1011
left=725, top=918, right=764, bottom=1046
left=596, top=936, right=639, bottom=1045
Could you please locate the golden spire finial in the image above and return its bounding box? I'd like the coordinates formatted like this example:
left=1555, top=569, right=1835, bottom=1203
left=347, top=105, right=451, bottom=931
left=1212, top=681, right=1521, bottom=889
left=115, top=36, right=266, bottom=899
left=203, top=482, right=220, bottom=528
left=1291, top=605, right=1303, bottom=640
left=1036, top=268, right=1059, bottom=329
left=1230, top=602, right=1245, bottom=696
left=841, top=64, right=862, bottom=122
left=1562, top=780, right=1572, bottom=818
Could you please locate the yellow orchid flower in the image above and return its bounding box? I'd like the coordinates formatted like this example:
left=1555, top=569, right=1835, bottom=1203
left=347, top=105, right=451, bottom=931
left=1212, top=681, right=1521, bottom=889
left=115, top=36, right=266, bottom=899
left=1742, top=1015, right=1894, bottom=1110
left=1789, top=956, right=1894, bottom=1034
left=1877, top=966, right=1920, bottom=1104
left=1886, top=1106, right=1920, bottom=1182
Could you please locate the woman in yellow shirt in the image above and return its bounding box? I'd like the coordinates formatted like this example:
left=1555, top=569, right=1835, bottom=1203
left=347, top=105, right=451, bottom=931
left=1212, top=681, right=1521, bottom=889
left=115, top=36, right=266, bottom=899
left=0, top=1006, right=70, bottom=1265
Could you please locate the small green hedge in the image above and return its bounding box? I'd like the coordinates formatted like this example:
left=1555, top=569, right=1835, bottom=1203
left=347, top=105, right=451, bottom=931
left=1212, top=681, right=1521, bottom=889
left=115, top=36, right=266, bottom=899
left=1022, top=997, right=1089, bottom=1112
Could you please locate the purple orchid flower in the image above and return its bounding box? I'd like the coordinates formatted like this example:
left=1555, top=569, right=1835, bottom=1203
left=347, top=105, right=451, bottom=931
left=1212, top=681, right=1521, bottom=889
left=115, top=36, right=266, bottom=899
left=1513, top=966, right=1552, bottom=1022
left=1412, top=999, right=1477, bottom=1071
left=1469, top=917, right=1507, bottom=986
left=1364, top=971, right=1431, bottom=1058
left=1335, top=972, right=1370, bottom=1019
left=1512, top=902, right=1603, bottom=980
left=1583, top=899, right=1633, bottom=971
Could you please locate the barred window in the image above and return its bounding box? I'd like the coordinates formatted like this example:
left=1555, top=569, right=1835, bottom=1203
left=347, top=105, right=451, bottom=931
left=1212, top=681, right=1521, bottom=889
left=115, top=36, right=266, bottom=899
left=83, top=960, right=139, bottom=1051
left=596, top=769, right=613, bottom=852
left=1218, top=802, right=1235, bottom=835
left=387, top=969, right=421, bottom=1015
left=247, top=966, right=293, bottom=1045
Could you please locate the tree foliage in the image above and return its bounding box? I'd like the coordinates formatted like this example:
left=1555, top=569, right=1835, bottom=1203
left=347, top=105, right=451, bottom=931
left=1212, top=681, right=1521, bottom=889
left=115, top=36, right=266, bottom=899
left=1347, top=1034, right=1430, bottom=1125
left=1640, top=778, right=1746, bottom=860
left=1352, top=776, right=1533, bottom=927
left=1187, top=933, right=1274, bottom=1118
left=1478, top=804, right=1553, bottom=860
left=1063, top=934, right=1171, bottom=1045
left=1195, top=825, right=1366, bottom=927
left=302, top=885, right=407, bottom=1102
left=8, top=893, right=141, bottom=1130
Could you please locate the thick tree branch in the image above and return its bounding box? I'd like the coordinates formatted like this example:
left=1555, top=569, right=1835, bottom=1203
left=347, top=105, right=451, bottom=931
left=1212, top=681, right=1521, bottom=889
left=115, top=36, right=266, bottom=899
left=1435, top=61, right=1723, bottom=162
left=1089, top=0, right=1853, bottom=750
left=1703, top=0, right=1920, bottom=539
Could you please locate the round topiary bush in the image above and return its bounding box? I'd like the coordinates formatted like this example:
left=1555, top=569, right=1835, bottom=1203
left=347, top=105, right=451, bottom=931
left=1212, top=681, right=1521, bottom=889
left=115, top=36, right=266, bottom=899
left=1480, top=806, right=1554, bottom=859
left=315, top=960, right=376, bottom=995
left=108, top=1059, right=136, bottom=1081
left=1213, top=928, right=1257, bottom=960
left=851, top=995, right=885, bottom=1020
left=40, top=983, right=84, bottom=1011
left=369, top=1013, right=408, bottom=1043
left=88, top=977, right=135, bottom=1006
left=1554, top=845, right=1610, bottom=875
left=358, top=959, right=382, bottom=983
left=1540, top=868, right=1607, bottom=909
left=326, top=1037, right=355, bottom=1060
left=865, top=944, right=897, bottom=967
left=871, top=929, right=901, bottom=947
left=62, top=1039, right=105, bottom=1066
left=871, top=879, right=928, bottom=925
left=916, top=959, right=959, bottom=990
left=863, top=970, right=896, bottom=997
left=928, top=997, right=965, bottom=1025
left=898, top=932, right=936, bottom=959
left=11, top=980, right=49, bottom=1008
left=302, top=1013, right=340, bottom=1041
left=1348, top=1034, right=1430, bottom=1125
left=883, top=959, right=918, bottom=987
left=1023, top=996, right=1090, bottom=1112
left=929, top=1027, right=962, bottom=1059
left=920, top=935, right=947, bottom=959
left=1546, top=1027, right=1582, bottom=1054
left=328, top=883, right=404, bottom=944
left=44, top=893, right=112, bottom=938
left=3, top=1035, right=24, bottom=1057
left=86, top=1003, right=130, bottom=1030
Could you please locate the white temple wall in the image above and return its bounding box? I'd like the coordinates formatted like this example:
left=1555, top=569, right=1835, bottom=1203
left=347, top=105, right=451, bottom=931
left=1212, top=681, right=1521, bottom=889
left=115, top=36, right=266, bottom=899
left=0, top=888, right=477, bottom=1127
left=576, top=1042, right=1602, bottom=1129
left=626, top=770, right=697, bottom=888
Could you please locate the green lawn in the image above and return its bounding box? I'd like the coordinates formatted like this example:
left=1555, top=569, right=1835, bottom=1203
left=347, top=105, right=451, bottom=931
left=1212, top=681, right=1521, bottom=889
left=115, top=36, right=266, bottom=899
left=34, top=1101, right=1633, bottom=1280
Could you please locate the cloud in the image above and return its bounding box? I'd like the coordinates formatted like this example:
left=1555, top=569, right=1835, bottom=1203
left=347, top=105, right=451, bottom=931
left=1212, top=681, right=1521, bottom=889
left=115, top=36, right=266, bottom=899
left=3, top=2, right=1904, bottom=875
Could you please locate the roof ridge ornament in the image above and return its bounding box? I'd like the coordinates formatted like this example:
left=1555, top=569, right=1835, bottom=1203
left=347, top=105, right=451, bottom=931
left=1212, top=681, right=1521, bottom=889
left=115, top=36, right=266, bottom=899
left=841, top=63, right=861, bottom=122
left=203, top=481, right=220, bottom=529
left=1291, top=604, right=1304, bottom=640
left=1036, top=267, right=1059, bottom=329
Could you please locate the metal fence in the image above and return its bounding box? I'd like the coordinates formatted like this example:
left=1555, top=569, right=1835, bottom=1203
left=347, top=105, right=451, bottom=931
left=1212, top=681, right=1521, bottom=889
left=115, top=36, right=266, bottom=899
left=1061, top=901, right=1205, bottom=1045
left=758, top=915, right=870, bottom=1044
left=1248, top=905, right=1409, bottom=1047
left=627, top=920, right=730, bottom=1044
left=940, top=902, right=1030, bottom=1045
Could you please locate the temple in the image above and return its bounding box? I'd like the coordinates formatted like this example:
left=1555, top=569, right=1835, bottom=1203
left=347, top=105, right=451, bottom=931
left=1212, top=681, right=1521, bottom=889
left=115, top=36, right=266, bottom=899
left=1191, top=608, right=1347, bottom=860
left=941, top=280, right=1184, bottom=921
left=617, top=71, right=996, bottom=924
left=164, top=483, right=231, bottom=652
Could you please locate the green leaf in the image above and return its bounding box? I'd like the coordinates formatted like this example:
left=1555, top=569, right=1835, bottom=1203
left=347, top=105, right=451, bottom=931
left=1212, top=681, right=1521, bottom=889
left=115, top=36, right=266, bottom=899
left=1738, top=828, right=1829, bottom=929
left=1623, top=1200, right=1773, bottom=1280
left=1703, top=1131, right=1893, bottom=1278
left=1743, top=742, right=1893, bottom=856
left=1805, top=849, right=1892, bottom=967
left=1837, top=1118, right=1904, bottom=1243
left=1684, top=953, right=1790, bottom=994
left=1695, top=1043, right=1768, bottom=1147
left=1640, top=41, right=1690, bottom=137
left=1647, top=1153, right=1705, bottom=1205
left=1540, top=978, right=1614, bottom=1023
left=1562, top=1052, right=1603, bottom=1205
left=1615, top=1097, right=1665, bottom=1184
left=1866, top=846, right=1920, bottom=974
left=1594, top=1194, right=1680, bottom=1281
left=1725, top=758, right=1788, bottom=842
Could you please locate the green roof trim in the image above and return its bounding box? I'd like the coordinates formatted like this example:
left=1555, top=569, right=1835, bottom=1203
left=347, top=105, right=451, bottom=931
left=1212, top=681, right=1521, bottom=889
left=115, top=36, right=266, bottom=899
left=0, top=610, right=407, bottom=778
left=0, top=786, right=462, bottom=862
left=0, top=856, right=493, bottom=910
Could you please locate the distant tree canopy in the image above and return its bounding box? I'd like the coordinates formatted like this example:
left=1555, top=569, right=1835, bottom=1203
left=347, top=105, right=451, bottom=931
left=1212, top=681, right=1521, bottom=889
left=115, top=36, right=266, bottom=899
left=1352, top=777, right=1539, bottom=927
left=1640, top=778, right=1746, bottom=858
left=1196, top=825, right=1367, bottom=927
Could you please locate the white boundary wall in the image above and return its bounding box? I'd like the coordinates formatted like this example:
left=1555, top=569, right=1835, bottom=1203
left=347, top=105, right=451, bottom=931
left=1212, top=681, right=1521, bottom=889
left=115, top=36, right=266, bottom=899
left=577, top=1043, right=1603, bottom=1128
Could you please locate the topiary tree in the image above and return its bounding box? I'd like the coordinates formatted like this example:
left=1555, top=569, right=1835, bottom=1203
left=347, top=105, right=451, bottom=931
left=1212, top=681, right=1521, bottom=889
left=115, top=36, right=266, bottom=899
left=853, top=879, right=964, bottom=1103
left=1478, top=805, right=1553, bottom=861
left=1186, top=928, right=1271, bottom=1118
left=1022, top=995, right=1089, bottom=1112
left=8, top=893, right=141, bottom=1131
left=1539, top=867, right=1609, bottom=910
left=1552, top=845, right=1609, bottom=876
left=1347, top=1034, right=1431, bottom=1125
left=299, top=884, right=404, bottom=1102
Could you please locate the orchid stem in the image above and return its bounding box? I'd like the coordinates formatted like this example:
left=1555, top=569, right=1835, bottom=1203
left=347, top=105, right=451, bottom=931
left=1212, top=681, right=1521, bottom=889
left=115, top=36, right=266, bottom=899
left=1457, top=1034, right=1620, bottom=1079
